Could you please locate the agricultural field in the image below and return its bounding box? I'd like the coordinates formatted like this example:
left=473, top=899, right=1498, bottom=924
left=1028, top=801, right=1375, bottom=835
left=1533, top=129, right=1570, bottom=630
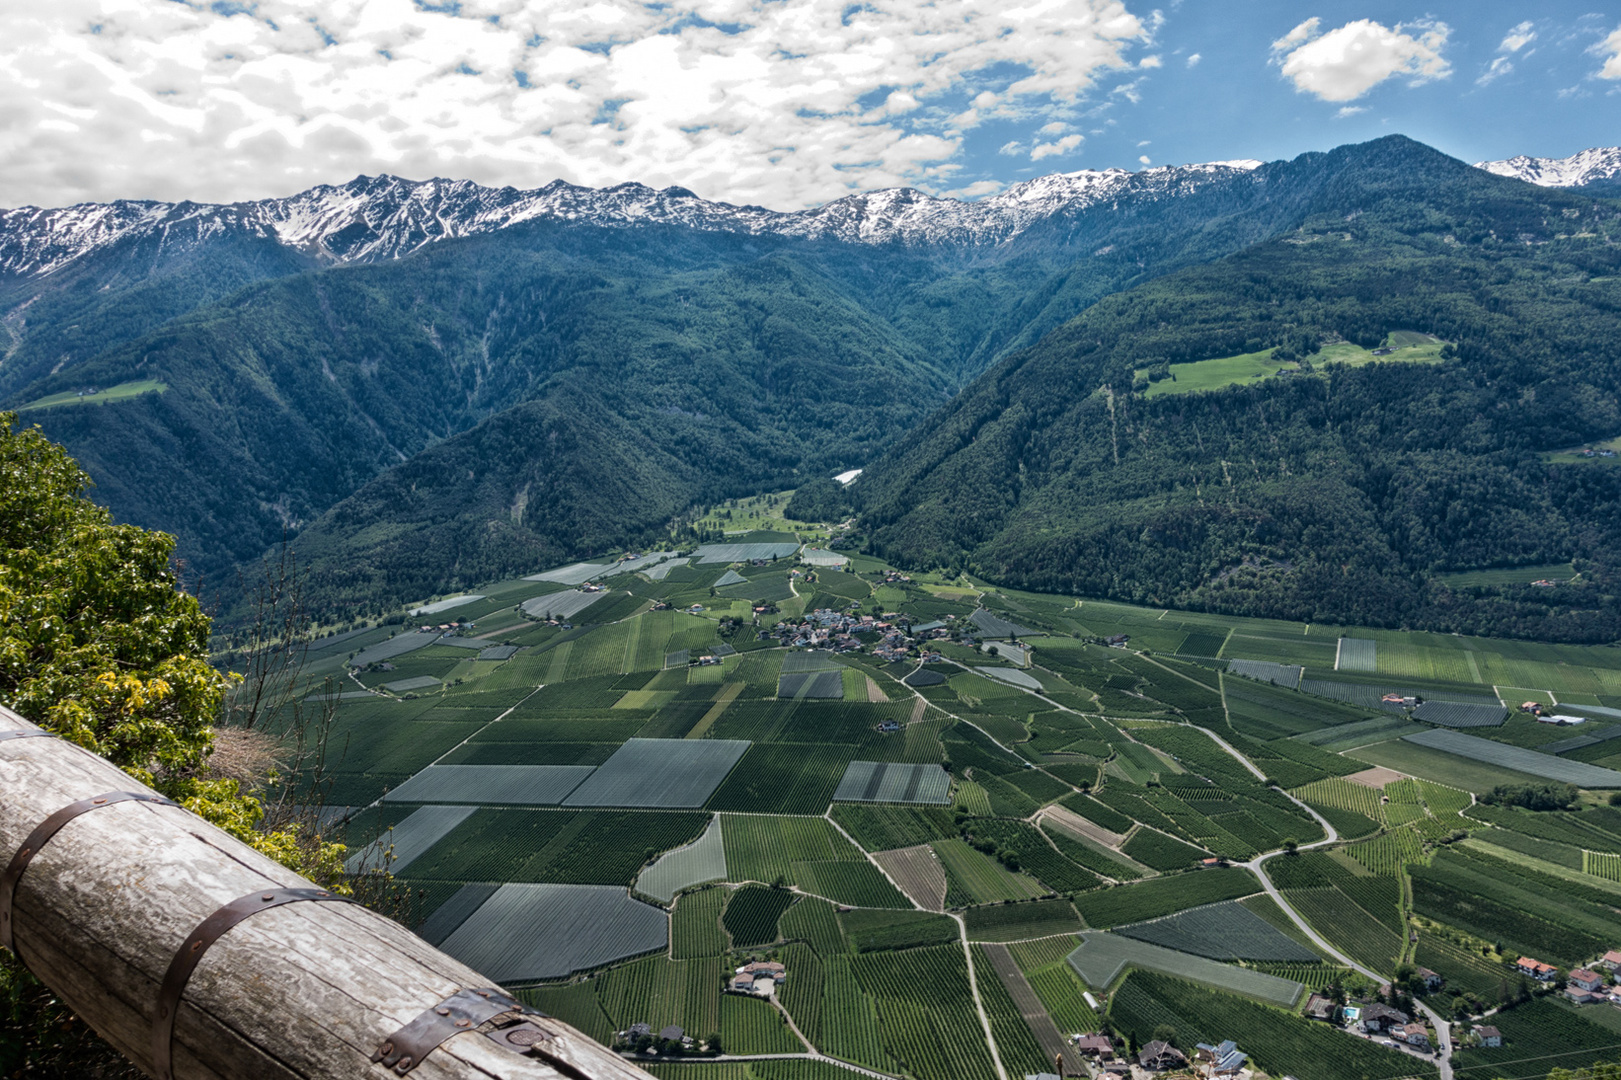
left=284, top=546, right=1621, bottom=1076
left=829, top=804, right=955, bottom=852
left=1269, top=851, right=1406, bottom=973
left=1439, top=562, right=1579, bottom=587
left=1450, top=998, right=1620, bottom=1080
left=1112, top=900, right=1319, bottom=961
left=1067, top=933, right=1304, bottom=1006
left=931, top=839, right=1048, bottom=905
left=383, top=763, right=596, bottom=804
left=17, top=377, right=168, bottom=410
left=1410, top=845, right=1621, bottom=965
left=832, top=761, right=952, bottom=804
left=963, top=899, right=1084, bottom=942
left=393, top=807, right=709, bottom=886
left=972, top=944, right=1059, bottom=1078
left=870, top=844, right=947, bottom=910
left=952, top=818, right=1096, bottom=894
left=1072, top=868, right=1259, bottom=928
left=344, top=805, right=475, bottom=874
left=838, top=909, right=959, bottom=952
left=1404, top=728, right=1621, bottom=787
left=723, top=885, right=797, bottom=947
left=670, top=886, right=729, bottom=958
left=637, top=815, right=728, bottom=901
left=851, top=945, right=1000, bottom=1080
left=565, top=738, right=751, bottom=806
left=437, top=884, right=668, bottom=980
left=721, top=814, right=858, bottom=880
left=521, top=589, right=617, bottom=621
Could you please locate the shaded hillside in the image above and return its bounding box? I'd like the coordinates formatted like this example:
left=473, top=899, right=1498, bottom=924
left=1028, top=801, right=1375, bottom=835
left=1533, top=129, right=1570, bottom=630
left=857, top=137, right=1621, bottom=640
left=285, top=256, right=948, bottom=614
left=22, top=229, right=943, bottom=612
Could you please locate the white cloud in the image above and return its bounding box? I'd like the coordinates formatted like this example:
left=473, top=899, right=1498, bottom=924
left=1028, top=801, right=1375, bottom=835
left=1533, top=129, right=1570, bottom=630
left=1335, top=105, right=1366, bottom=118
left=1110, top=78, right=1145, bottom=103
left=1270, top=17, right=1450, bottom=102
left=1138, top=54, right=1162, bottom=68
left=1039, top=121, right=1069, bottom=136
left=1274, top=18, right=1320, bottom=52
left=1477, top=56, right=1513, bottom=86
left=945, top=179, right=1003, bottom=198
left=1185, top=52, right=1200, bottom=67
left=1595, top=26, right=1621, bottom=80
left=0, top=0, right=1153, bottom=210
left=1135, top=139, right=1151, bottom=146
left=1138, top=154, right=1150, bottom=164
left=1499, top=21, right=1536, bottom=53
left=1030, top=133, right=1083, bottom=160
left=1478, top=19, right=1535, bottom=84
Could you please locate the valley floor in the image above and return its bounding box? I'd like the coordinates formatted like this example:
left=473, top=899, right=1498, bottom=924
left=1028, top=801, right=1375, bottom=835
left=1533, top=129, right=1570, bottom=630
left=278, top=530, right=1621, bottom=1080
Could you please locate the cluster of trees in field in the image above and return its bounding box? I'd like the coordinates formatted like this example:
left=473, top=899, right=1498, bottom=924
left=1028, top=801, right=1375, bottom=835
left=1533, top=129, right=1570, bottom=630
left=1479, top=783, right=1582, bottom=811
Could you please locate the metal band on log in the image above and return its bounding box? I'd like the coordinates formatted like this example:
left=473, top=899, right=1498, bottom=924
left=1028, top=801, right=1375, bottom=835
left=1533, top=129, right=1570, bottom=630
left=152, top=887, right=355, bottom=1080
left=0, top=705, right=653, bottom=1080
left=1, top=790, right=179, bottom=952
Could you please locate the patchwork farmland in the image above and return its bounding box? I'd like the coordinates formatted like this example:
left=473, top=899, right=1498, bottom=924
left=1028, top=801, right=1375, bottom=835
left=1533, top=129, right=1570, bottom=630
left=279, top=533, right=1621, bottom=1080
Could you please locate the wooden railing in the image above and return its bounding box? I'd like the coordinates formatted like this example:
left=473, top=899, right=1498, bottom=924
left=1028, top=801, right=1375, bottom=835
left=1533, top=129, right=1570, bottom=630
left=0, top=704, right=652, bottom=1080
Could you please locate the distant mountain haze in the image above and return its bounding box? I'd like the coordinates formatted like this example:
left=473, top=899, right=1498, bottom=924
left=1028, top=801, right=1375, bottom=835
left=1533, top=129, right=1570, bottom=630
left=2, top=135, right=1618, bottom=637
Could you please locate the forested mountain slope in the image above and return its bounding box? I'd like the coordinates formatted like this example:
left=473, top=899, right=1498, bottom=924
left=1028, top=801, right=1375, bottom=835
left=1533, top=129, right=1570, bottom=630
left=858, top=138, right=1621, bottom=641
left=2, top=140, right=1471, bottom=615
left=8, top=136, right=1619, bottom=629
left=19, top=228, right=944, bottom=603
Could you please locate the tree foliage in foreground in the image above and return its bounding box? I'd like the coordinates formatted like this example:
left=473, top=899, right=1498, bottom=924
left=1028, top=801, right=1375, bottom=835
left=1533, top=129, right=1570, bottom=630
left=0, top=413, right=345, bottom=1075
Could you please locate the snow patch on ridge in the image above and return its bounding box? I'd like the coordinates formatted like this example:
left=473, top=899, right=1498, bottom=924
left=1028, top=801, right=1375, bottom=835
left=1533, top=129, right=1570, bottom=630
left=1475, top=147, right=1621, bottom=188
left=0, top=160, right=1267, bottom=281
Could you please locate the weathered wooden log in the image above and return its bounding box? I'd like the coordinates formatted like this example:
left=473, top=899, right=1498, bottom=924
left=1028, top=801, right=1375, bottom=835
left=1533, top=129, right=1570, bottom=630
left=0, top=705, right=652, bottom=1080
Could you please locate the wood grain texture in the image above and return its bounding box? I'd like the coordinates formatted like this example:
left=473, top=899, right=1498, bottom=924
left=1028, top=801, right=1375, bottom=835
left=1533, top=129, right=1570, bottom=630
left=0, top=706, right=652, bottom=1080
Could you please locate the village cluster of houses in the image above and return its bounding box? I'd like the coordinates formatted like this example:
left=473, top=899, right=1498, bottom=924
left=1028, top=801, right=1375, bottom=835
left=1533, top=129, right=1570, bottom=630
left=1355, top=1002, right=1433, bottom=1050
left=763, top=608, right=872, bottom=651
left=726, top=959, right=787, bottom=997
left=1516, top=951, right=1621, bottom=1005
left=1517, top=701, right=1590, bottom=724
left=415, top=619, right=473, bottom=634
left=757, top=606, right=956, bottom=662
left=1067, top=1032, right=1250, bottom=1078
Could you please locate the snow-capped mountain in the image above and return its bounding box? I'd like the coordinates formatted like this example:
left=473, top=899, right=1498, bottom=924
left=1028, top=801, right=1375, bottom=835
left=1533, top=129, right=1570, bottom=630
left=0, top=160, right=1262, bottom=282
left=1475, top=147, right=1621, bottom=188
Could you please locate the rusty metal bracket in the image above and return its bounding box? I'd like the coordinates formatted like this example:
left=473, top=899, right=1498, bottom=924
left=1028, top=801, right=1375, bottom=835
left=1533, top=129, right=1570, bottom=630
left=0, top=790, right=177, bottom=953
left=374, top=987, right=557, bottom=1075
left=0, top=729, right=54, bottom=743
left=152, top=886, right=354, bottom=1080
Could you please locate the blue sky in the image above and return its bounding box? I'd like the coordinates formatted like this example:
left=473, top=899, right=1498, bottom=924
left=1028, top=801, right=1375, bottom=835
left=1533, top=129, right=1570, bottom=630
left=954, top=0, right=1620, bottom=185
left=0, top=0, right=1616, bottom=209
